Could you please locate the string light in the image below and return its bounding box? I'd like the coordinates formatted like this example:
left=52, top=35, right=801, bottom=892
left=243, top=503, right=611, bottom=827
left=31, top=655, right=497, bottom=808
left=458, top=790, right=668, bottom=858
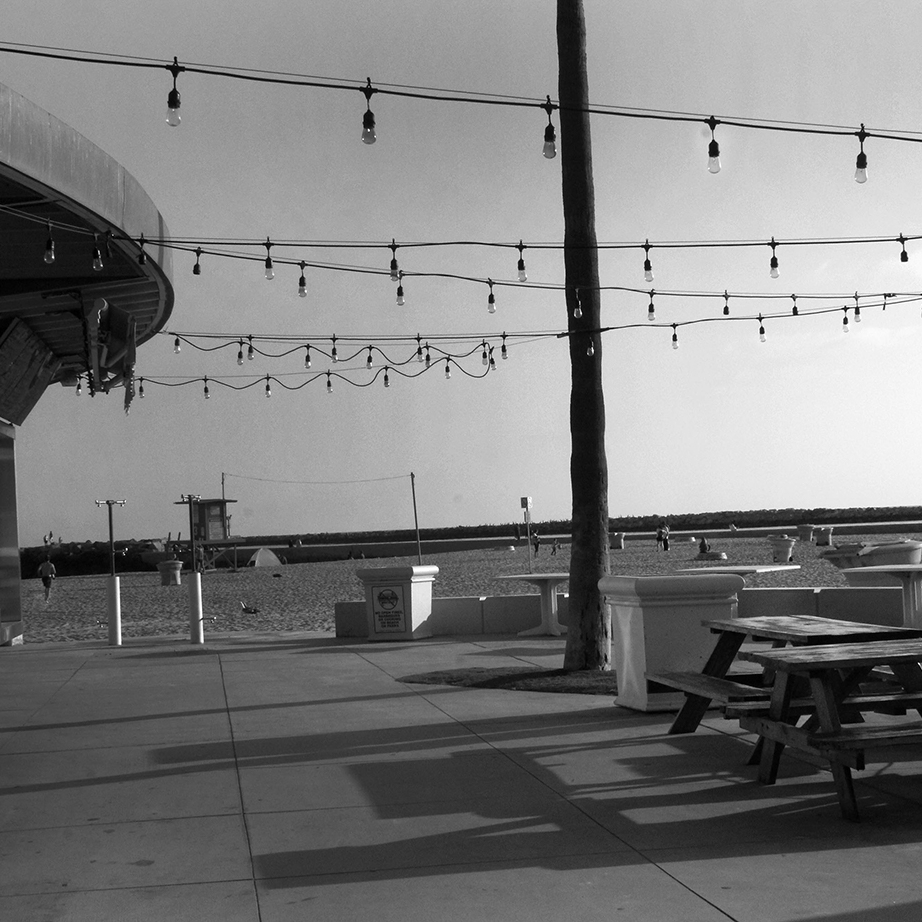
left=647, top=291, right=655, bottom=321
left=237, top=341, right=244, bottom=365
left=298, top=261, right=307, bottom=297
left=444, top=359, right=451, bottom=379
left=707, top=115, right=721, bottom=173
left=573, top=289, right=582, bottom=319
left=138, top=378, right=144, bottom=398
left=203, top=375, right=210, bottom=398
left=304, top=345, right=311, bottom=368
left=361, top=78, right=376, bottom=144
left=416, top=335, right=424, bottom=362
left=173, top=336, right=181, bottom=354
left=92, top=234, right=103, bottom=271
left=791, top=294, right=798, bottom=316
left=166, top=56, right=182, bottom=126
left=723, top=290, right=730, bottom=316
left=383, top=366, right=390, bottom=388
left=586, top=337, right=595, bottom=357
left=672, top=324, right=679, bottom=349
left=366, top=346, right=374, bottom=369
left=331, top=334, right=338, bottom=362
left=489, top=346, right=497, bottom=371
left=137, top=233, right=146, bottom=266
left=769, top=238, right=779, bottom=278
left=425, top=342, right=432, bottom=367
left=855, top=124, right=868, bottom=183
left=501, top=332, right=508, bottom=360
left=481, top=341, right=489, bottom=366
left=43, top=222, right=55, bottom=265
left=192, top=247, right=202, bottom=275
left=264, top=238, right=274, bottom=280
left=247, top=336, right=255, bottom=361
left=900, top=234, right=909, bottom=263
left=487, top=279, right=496, bottom=313
left=396, top=272, right=405, bottom=305
left=758, top=314, right=767, bottom=342
left=326, top=372, right=333, bottom=394
left=516, top=241, right=527, bottom=281
left=643, top=240, right=653, bottom=282
left=542, top=96, right=557, bottom=159
left=75, top=376, right=82, bottom=396
left=265, top=375, right=272, bottom=398
left=389, top=239, right=399, bottom=281
left=854, top=292, right=861, bottom=323
left=842, top=307, right=850, bottom=333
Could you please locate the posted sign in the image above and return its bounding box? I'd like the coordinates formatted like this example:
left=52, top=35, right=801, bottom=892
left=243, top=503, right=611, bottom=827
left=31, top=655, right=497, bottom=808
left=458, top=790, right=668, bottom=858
left=371, top=584, right=407, bottom=633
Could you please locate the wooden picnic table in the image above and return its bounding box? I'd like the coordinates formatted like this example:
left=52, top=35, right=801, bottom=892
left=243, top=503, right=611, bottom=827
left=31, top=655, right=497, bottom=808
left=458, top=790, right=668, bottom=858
left=735, top=639, right=922, bottom=820
left=650, top=615, right=922, bottom=735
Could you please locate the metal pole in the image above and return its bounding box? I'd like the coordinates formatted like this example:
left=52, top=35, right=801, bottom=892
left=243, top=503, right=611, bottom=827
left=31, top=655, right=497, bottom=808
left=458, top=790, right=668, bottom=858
left=410, top=471, right=422, bottom=565
left=95, top=499, right=126, bottom=646
left=177, top=494, right=204, bottom=643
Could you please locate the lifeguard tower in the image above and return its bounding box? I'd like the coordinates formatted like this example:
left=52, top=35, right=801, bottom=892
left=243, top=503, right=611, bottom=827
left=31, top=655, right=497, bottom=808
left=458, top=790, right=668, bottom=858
left=173, top=496, right=239, bottom=569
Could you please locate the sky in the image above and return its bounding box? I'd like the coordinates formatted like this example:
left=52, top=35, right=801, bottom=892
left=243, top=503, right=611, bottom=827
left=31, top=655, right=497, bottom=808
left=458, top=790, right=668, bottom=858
left=5, top=0, right=922, bottom=547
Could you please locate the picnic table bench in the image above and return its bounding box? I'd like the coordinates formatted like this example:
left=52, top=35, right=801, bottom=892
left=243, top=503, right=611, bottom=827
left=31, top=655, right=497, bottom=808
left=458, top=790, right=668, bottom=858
left=649, top=615, right=922, bottom=735
left=737, top=638, right=922, bottom=820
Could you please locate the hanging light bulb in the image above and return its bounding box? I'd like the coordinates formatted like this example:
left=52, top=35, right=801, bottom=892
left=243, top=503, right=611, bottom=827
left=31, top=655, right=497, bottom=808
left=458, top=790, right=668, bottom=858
left=586, top=337, right=595, bottom=357
left=192, top=247, right=202, bottom=276
left=331, top=335, right=338, bottom=362
left=842, top=308, right=850, bottom=333
left=487, top=280, right=496, bottom=313
left=265, top=376, right=272, bottom=398
left=854, top=294, right=861, bottom=323
left=855, top=124, right=868, bottom=183
left=759, top=315, right=767, bottom=342
left=383, top=367, right=390, bottom=388
left=237, top=341, right=244, bottom=366
left=361, top=78, right=376, bottom=144
left=92, top=234, right=103, bottom=271
left=672, top=324, right=679, bottom=350
left=416, top=335, right=424, bottom=362
left=444, top=359, right=451, bottom=379
left=899, top=234, right=909, bottom=263
left=326, top=373, right=333, bottom=394
left=425, top=344, right=431, bottom=368
left=75, top=376, right=82, bottom=396
left=542, top=96, right=557, bottom=159
left=573, top=289, right=582, bottom=319
left=501, top=333, right=508, bottom=360
left=304, top=345, right=312, bottom=369
left=706, top=115, right=721, bottom=173
left=43, top=223, right=55, bottom=265
left=489, top=347, right=497, bottom=371
left=298, top=262, right=308, bottom=297
left=769, top=238, right=779, bottom=278
left=481, top=342, right=489, bottom=366
left=723, top=290, right=730, bottom=316
left=264, top=238, right=274, bottom=280
left=166, top=57, right=183, bottom=126
left=516, top=241, right=527, bottom=281
left=396, top=273, right=405, bottom=305
left=173, top=336, right=181, bottom=354
left=137, top=234, right=147, bottom=266
left=247, top=337, right=255, bottom=361
left=647, top=291, right=656, bottom=321
left=138, top=378, right=145, bottom=398
left=203, top=376, right=211, bottom=398
left=389, top=239, right=399, bottom=281
left=643, top=240, right=654, bottom=282
left=366, top=347, right=374, bottom=369
left=791, top=294, right=799, bottom=316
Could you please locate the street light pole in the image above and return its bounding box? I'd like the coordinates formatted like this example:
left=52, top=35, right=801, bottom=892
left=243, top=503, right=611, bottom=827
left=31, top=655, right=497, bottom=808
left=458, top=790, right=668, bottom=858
left=95, top=499, right=126, bottom=646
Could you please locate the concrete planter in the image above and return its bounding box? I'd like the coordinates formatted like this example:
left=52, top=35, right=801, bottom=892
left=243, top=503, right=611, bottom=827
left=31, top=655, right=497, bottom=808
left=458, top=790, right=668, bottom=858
left=156, top=560, right=182, bottom=586
left=767, top=535, right=797, bottom=563
left=357, top=565, right=439, bottom=641
left=600, top=573, right=745, bottom=712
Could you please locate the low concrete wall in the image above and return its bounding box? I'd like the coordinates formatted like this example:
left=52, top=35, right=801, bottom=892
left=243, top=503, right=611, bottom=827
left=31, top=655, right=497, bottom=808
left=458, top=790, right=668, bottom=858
left=738, top=586, right=902, bottom=625
left=335, top=594, right=569, bottom=638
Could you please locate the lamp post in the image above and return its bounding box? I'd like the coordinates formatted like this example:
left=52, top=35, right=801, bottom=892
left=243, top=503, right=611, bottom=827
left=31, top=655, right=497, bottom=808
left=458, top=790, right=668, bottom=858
left=177, top=494, right=204, bottom=643
left=95, top=499, right=126, bottom=646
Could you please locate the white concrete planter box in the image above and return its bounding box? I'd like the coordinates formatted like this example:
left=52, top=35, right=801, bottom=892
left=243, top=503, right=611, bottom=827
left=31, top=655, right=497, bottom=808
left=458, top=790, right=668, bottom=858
left=356, top=565, right=439, bottom=641
left=600, top=573, right=745, bottom=712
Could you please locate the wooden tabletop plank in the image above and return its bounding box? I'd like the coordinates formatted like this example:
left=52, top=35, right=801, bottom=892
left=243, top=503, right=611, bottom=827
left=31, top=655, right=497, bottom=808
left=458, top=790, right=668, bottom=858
left=703, top=615, right=922, bottom=643
left=740, top=639, right=922, bottom=672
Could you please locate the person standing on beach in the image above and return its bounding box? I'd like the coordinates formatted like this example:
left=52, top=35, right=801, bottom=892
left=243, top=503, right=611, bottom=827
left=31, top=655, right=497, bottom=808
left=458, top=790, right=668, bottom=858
left=38, top=556, right=56, bottom=601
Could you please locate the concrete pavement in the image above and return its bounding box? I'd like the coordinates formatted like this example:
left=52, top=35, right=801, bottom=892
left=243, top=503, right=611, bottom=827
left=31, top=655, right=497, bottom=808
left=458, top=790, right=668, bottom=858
left=3, top=632, right=922, bottom=921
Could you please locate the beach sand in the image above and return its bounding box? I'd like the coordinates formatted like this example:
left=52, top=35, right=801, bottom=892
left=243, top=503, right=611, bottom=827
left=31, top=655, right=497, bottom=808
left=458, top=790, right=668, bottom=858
left=19, top=533, right=910, bottom=643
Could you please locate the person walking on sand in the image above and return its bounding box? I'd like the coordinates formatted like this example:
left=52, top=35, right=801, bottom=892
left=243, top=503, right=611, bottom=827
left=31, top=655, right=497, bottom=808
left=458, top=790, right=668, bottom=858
left=661, top=523, right=670, bottom=552
left=532, top=531, right=541, bottom=557
left=38, top=556, right=56, bottom=601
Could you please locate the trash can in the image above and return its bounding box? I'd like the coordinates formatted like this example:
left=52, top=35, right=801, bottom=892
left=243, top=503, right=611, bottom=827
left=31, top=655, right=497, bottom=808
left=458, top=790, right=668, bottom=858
left=767, top=534, right=797, bottom=563
left=797, top=524, right=816, bottom=543
left=157, top=559, right=183, bottom=586
left=816, top=526, right=835, bottom=547
left=611, top=532, right=625, bottom=550
left=356, top=565, right=439, bottom=641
